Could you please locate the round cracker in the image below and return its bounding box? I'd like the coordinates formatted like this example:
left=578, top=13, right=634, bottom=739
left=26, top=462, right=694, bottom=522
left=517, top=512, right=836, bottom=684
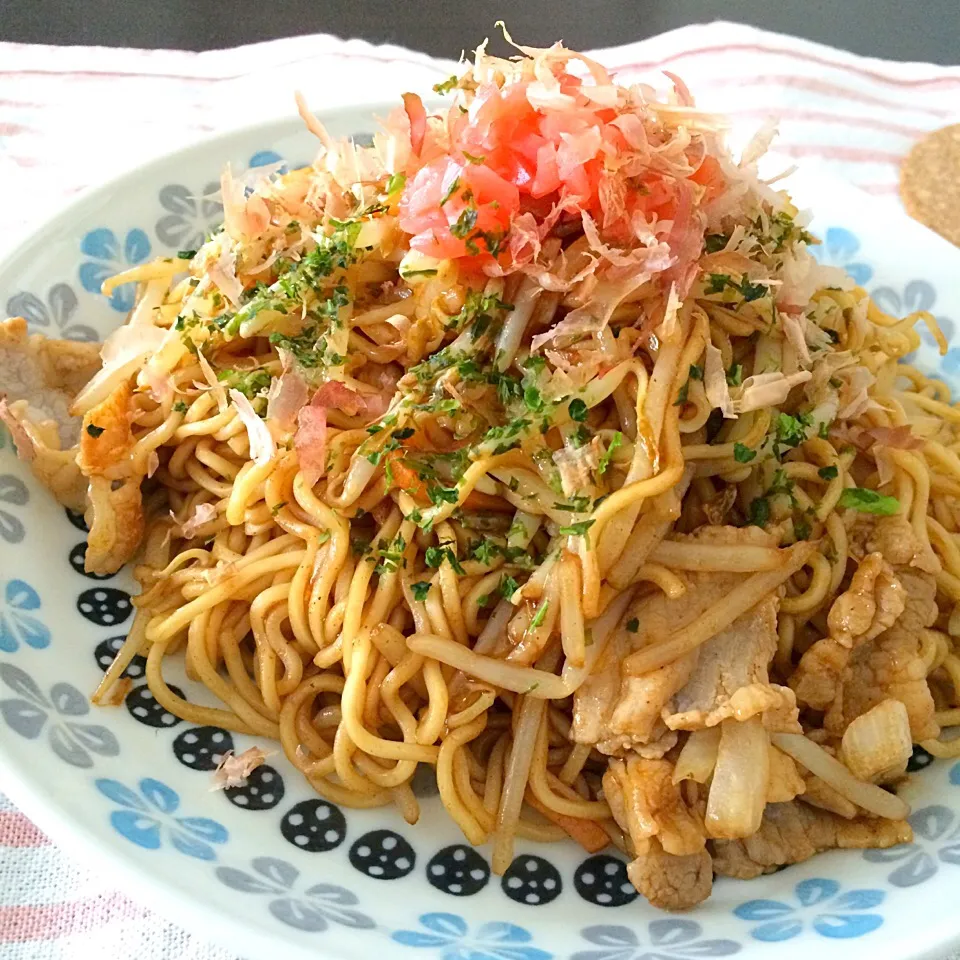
left=901, top=123, right=960, bottom=247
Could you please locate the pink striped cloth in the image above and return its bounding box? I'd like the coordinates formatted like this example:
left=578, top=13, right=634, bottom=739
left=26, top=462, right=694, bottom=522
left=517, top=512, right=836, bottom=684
left=1, top=19, right=960, bottom=959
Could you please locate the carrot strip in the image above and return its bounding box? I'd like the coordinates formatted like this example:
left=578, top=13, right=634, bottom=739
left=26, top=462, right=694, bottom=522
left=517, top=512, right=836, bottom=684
left=526, top=792, right=610, bottom=853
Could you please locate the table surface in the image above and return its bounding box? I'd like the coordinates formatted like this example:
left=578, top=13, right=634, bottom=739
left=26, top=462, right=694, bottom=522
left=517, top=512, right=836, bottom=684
left=0, top=0, right=957, bottom=64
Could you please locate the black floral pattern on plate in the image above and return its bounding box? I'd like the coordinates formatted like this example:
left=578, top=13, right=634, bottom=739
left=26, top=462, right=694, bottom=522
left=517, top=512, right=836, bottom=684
left=224, top=764, right=284, bottom=811
left=65, top=508, right=89, bottom=532
left=125, top=683, right=184, bottom=728
left=93, top=635, right=146, bottom=681
left=426, top=844, right=490, bottom=896
left=69, top=542, right=113, bottom=580
left=501, top=854, right=562, bottom=905
left=349, top=830, right=416, bottom=879
left=908, top=745, right=935, bottom=773
left=173, top=725, right=234, bottom=770
left=280, top=799, right=347, bottom=852
left=574, top=855, right=637, bottom=907
left=77, top=587, right=132, bottom=627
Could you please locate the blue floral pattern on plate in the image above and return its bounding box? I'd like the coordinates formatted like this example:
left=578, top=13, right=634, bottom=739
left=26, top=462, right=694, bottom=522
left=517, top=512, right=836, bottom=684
left=871, top=279, right=956, bottom=368
left=79, top=228, right=151, bottom=312
left=0, top=579, right=49, bottom=652
left=249, top=149, right=288, bottom=171
left=392, top=913, right=551, bottom=960
left=96, top=776, right=228, bottom=860
left=809, top=226, right=872, bottom=286
left=734, top=878, right=884, bottom=941
left=571, top=920, right=740, bottom=959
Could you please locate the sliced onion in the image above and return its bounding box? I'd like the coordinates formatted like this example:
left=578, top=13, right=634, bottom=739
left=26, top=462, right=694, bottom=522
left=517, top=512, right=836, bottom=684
left=706, top=716, right=769, bottom=839
left=651, top=540, right=786, bottom=572
left=559, top=588, right=634, bottom=694
left=840, top=699, right=912, bottom=784
left=673, top=727, right=721, bottom=784
left=772, top=732, right=910, bottom=820
left=493, top=695, right=545, bottom=874
left=71, top=323, right=167, bottom=415
left=494, top=277, right=540, bottom=372
left=473, top=600, right=515, bottom=655
left=407, top=634, right=568, bottom=698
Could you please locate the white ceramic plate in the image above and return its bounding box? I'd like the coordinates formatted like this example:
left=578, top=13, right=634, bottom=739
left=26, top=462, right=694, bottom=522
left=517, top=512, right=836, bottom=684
left=2, top=107, right=960, bottom=960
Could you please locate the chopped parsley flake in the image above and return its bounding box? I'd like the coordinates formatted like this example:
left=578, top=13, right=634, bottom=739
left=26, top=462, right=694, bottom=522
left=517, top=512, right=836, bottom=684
left=706, top=273, right=730, bottom=295
left=85, top=424, right=105, bottom=438
left=450, top=207, right=479, bottom=238
left=626, top=617, right=639, bottom=633
left=440, top=176, right=462, bottom=206
left=427, top=485, right=460, bottom=506
left=373, top=534, right=407, bottom=575
left=433, top=75, right=459, bottom=95
left=554, top=495, right=591, bottom=512
left=738, top=277, right=769, bottom=302
left=559, top=519, right=596, bottom=538
left=733, top=442, right=756, bottom=463
left=818, top=465, right=839, bottom=481
left=598, top=432, right=622, bottom=476
left=838, top=488, right=900, bottom=516
left=774, top=412, right=813, bottom=450
left=523, top=385, right=544, bottom=413
left=411, top=581, right=432, bottom=603
left=529, top=600, right=549, bottom=629
left=399, top=268, right=439, bottom=279
left=570, top=424, right=592, bottom=448
left=216, top=367, right=271, bottom=400
left=424, top=543, right=466, bottom=575
left=768, top=468, right=796, bottom=503
left=748, top=497, right=770, bottom=527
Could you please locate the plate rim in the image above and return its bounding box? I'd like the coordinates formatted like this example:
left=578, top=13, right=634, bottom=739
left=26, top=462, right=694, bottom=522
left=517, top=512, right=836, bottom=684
left=3, top=106, right=960, bottom=960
